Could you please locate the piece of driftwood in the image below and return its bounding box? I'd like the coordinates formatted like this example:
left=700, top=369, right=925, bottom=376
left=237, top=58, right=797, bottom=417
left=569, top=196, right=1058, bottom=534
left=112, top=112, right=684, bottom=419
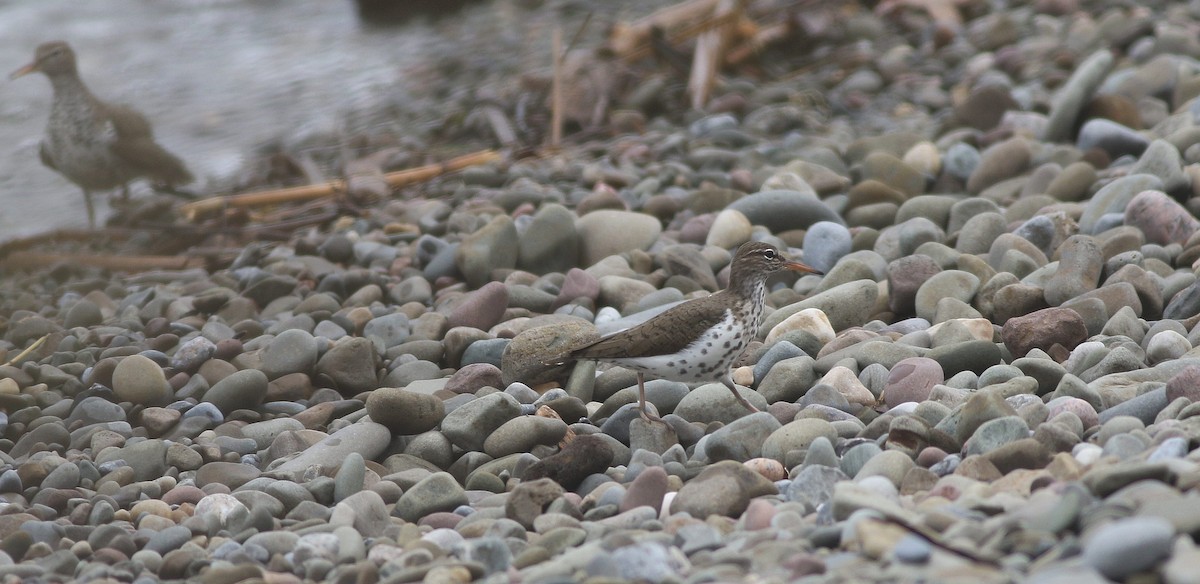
left=180, top=149, right=501, bottom=220
left=551, top=27, right=565, bottom=148
left=0, top=250, right=205, bottom=272
left=687, top=0, right=742, bottom=109
left=610, top=0, right=725, bottom=61
left=3, top=334, right=49, bottom=367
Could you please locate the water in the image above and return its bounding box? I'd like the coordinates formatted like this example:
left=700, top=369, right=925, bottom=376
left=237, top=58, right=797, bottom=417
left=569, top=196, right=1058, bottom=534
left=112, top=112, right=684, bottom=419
left=0, top=0, right=444, bottom=237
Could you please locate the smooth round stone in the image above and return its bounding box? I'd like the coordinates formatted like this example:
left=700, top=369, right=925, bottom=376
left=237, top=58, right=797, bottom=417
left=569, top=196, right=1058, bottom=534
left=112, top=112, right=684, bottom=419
left=366, top=387, right=445, bottom=435
left=455, top=215, right=518, bottom=288
left=1043, top=50, right=1114, bottom=142
left=447, top=282, right=508, bottom=332
left=196, top=461, right=261, bottom=489
left=768, top=311, right=835, bottom=347
left=1077, top=118, right=1150, bottom=159
left=751, top=341, right=807, bottom=383
left=170, top=336, right=216, bottom=372
left=883, top=357, right=944, bottom=408
left=111, top=355, right=170, bottom=406
left=887, top=255, right=941, bottom=317
left=441, top=392, right=522, bottom=452
left=1080, top=174, right=1163, bottom=233
left=786, top=465, right=846, bottom=515
left=332, top=452, right=366, bottom=505
left=955, top=212, right=1007, bottom=255
left=1146, top=330, right=1191, bottom=364
left=673, top=383, right=768, bottom=425
left=894, top=533, right=932, bottom=564
left=703, top=412, right=782, bottom=462
left=761, top=418, right=838, bottom=463
left=202, top=369, right=268, bottom=414
left=1044, top=161, right=1096, bottom=202
left=620, top=466, right=670, bottom=514
left=1044, top=235, right=1103, bottom=306
left=259, top=329, right=318, bottom=380
left=1126, top=189, right=1199, bottom=245
left=669, top=460, right=776, bottom=518
left=1044, top=396, right=1098, bottom=430
left=1000, top=308, right=1087, bottom=359
left=840, top=442, right=883, bottom=478
left=461, top=338, right=509, bottom=368
left=963, top=416, right=1030, bottom=456
left=763, top=280, right=879, bottom=334
left=382, top=360, right=441, bottom=388
left=1098, top=387, right=1168, bottom=425
left=575, top=210, right=662, bottom=267
left=65, top=396, right=125, bottom=426
left=1082, top=516, right=1174, bottom=580
left=518, top=203, right=581, bottom=274
left=1012, top=214, right=1067, bottom=258
left=393, top=472, right=467, bottom=523
left=64, top=299, right=103, bottom=328
left=328, top=491, right=384, bottom=537
left=943, top=143, right=980, bottom=181
left=194, top=493, right=249, bottom=527
left=967, top=137, right=1031, bottom=195
left=314, top=337, right=379, bottom=395
left=914, top=270, right=979, bottom=322
left=817, top=366, right=876, bottom=406
left=1166, top=365, right=1200, bottom=402
left=272, top=422, right=391, bottom=476
left=725, top=190, right=844, bottom=234
left=40, top=462, right=80, bottom=490
left=483, top=415, right=568, bottom=458
left=706, top=209, right=753, bottom=249
left=803, top=221, right=852, bottom=274
left=854, top=450, right=913, bottom=487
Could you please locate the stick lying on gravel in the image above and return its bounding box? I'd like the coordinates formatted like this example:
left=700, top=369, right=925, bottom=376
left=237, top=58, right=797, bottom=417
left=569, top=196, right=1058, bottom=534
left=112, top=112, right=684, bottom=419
left=179, top=149, right=502, bottom=221
left=0, top=250, right=205, bottom=272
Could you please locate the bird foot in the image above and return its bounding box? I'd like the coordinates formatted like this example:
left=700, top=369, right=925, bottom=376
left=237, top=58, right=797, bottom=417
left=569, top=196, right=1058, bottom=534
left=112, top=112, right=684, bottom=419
left=638, top=409, right=664, bottom=424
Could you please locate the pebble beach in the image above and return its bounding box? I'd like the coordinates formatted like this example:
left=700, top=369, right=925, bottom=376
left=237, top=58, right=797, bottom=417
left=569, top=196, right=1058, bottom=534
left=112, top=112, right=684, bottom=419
left=6, top=0, right=1200, bottom=583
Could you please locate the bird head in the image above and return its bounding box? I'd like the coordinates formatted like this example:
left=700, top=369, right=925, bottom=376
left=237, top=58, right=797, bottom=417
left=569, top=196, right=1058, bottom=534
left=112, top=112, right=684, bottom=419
left=734, top=241, right=822, bottom=277
left=11, top=41, right=78, bottom=80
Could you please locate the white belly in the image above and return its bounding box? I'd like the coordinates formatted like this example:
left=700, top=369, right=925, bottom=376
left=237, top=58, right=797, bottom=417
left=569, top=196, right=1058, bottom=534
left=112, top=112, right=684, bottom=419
left=608, top=309, right=750, bottom=382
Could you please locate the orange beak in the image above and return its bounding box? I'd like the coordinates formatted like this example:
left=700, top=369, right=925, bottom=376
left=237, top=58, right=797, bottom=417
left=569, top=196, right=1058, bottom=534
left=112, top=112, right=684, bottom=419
left=783, top=259, right=822, bottom=275
left=9, top=62, right=37, bottom=80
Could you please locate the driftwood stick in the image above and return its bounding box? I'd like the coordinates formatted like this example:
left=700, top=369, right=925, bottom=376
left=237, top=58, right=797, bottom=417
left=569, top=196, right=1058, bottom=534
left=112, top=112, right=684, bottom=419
left=0, top=251, right=205, bottom=272
left=4, top=334, right=49, bottom=367
left=181, top=149, right=501, bottom=220
left=550, top=27, right=565, bottom=149
left=687, top=0, right=741, bottom=109
left=610, top=0, right=722, bottom=60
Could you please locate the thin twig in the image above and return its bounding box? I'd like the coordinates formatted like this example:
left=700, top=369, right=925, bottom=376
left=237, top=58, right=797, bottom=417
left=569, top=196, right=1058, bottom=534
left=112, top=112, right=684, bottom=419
left=4, top=334, right=49, bottom=367
left=180, top=149, right=501, bottom=220
left=551, top=28, right=565, bottom=149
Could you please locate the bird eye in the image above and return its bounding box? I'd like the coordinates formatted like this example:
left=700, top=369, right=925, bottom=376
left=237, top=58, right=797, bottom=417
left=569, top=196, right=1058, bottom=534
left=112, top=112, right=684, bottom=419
left=762, top=249, right=776, bottom=259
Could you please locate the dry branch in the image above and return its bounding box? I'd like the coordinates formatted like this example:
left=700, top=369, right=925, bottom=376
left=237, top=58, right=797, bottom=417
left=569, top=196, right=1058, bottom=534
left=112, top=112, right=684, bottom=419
left=180, top=149, right=502, bottom=221
left=0, top=251, right=205, bottom=272
left=610, top=0, right=724, bottom=60
left=551, top=27, right=565, bottom=148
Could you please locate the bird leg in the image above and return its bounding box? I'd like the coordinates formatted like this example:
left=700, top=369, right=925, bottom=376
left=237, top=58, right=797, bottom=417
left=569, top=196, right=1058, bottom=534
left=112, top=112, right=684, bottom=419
left=722, top=376, right=760, bottom=413
left=81, top=189, right=96, bottom=229
left=637, top=372, right=662, bottom=422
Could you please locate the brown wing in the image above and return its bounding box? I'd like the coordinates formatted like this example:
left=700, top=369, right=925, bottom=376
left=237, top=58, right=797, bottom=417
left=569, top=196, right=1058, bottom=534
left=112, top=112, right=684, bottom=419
left=570, top=293, right=729, bottom=360
left=107, top=104, right=194, bottom=185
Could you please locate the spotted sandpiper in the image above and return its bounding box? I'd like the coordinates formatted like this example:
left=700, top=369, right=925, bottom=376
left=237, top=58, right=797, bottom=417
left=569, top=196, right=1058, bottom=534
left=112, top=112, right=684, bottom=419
left=564, top=241, right=821, bottom=421
left=11, top=41, right=194, bottom=228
